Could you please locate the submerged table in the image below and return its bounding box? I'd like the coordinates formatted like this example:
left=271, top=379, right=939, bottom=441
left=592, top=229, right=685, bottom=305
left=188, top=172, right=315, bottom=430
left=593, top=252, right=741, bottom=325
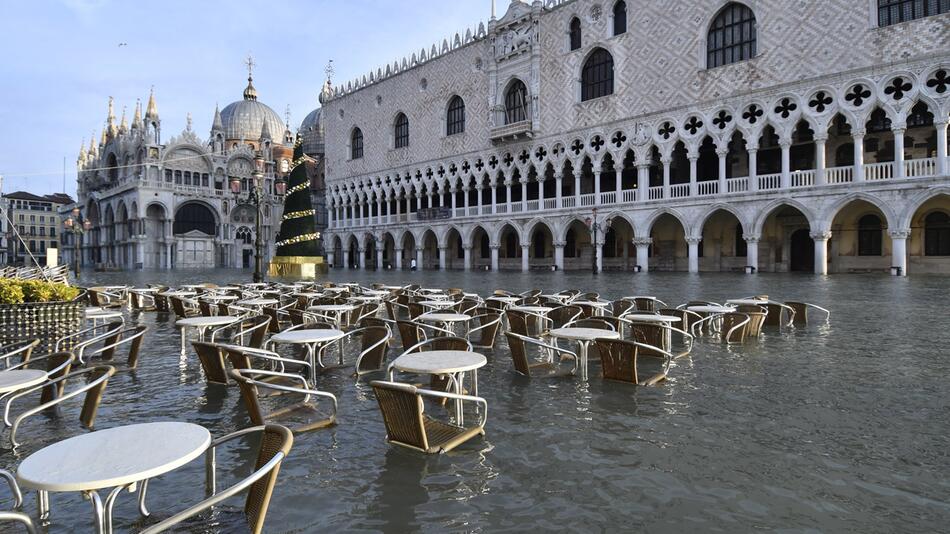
left=549, top=327, right=620, bottom=381
left=269, top=328, right=345, bottom=381
left=389, top=350, right=486, bottom=425
left=0, top=370, right=47, bottom=394
left=17, top=422, right=211, bottom=534
left=175, top=316, right=239, bottom=353
left=626, top=314, right=681, bottom=349
left=308, top=304, right=357, bottom=328
left=418, top=312, right=472, bottom=336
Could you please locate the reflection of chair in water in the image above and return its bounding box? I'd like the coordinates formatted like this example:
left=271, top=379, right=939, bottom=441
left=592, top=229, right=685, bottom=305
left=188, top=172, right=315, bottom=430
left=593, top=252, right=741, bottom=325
left=370, top=380, right=487, bottom=454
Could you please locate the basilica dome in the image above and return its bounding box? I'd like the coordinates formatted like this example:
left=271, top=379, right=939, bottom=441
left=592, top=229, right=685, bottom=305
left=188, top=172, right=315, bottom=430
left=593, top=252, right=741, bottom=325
left=300, top=108, right=324, bottom=156
left=219, top=76, right=285, bottom=142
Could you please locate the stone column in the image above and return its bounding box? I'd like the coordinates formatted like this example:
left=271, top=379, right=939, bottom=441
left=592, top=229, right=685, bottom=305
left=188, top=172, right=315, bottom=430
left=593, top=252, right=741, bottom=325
left=744, top=235, right=759, bottom=274
left=463, top=186, right=470, bottom=212
left=521, top=244, right=530, bottom=272
left=490, top=244, right=499, bottom=271
left=937, top=121, right=948, bottom=176
left=416, top=247, right=424, bottom=270
left=662, top=157, right=671, bottom=199
left=463, top=245, right=472, bottom=271
left=554, top=240, right=565, bottom=271
left=614, top=169, right=622, bottom=201
left=717, top=147, right=728, bottom=194
left=451, top=187, right=458, bottom=212
left=555, top=172, right=563, bottom=208
left=889, top=229, right=910, bottom=276
left=327, top=250, right=335, bottom=268
left=812, top=231, right=831, bottom=275
left=893, top=127, right=905, bottom=178
left=634, top=237, right=651, bottom=272
left=491, top=182, right=498, bottom=214
left=574, top=172, right=581, bottom=205
left=594, top=170, right=602, bottom=205
left=476, top=185, right=483, bottom=213
left=636, top=164, right=650, bottom=202
left=748, top=146, right=759, bottom=192
left=780, top=139, right=792, bottom=189
left=686, top=236, right=701, bottom=273
left=593, top=236, right=603, bottom=273
left=505, top=179, right=512, bottom=212
left=376, top=244, right=384, bottom=270
left=343, top=249, right=351, bottom=270
left=814, top=136, right=827, bottom=185
left=358, top=247, right=366, bottom=270
left=394, top=247, right=403, bottom=270
left=853, top=130, right=866, bottom=182
left=521, top=179, right=528, bottom=212
left=438, top=246, right=447, bottom=270
left=688, top=152, right=698, bottom=196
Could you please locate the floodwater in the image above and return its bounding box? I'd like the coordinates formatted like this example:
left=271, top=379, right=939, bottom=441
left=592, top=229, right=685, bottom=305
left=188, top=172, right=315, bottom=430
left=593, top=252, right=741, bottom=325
left=2, top=268, right=949, bottom=533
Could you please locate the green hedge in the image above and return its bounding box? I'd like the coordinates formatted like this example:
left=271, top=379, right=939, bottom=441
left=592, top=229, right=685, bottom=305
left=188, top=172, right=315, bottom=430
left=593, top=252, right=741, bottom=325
left=0, top=279, right=82, bottom=305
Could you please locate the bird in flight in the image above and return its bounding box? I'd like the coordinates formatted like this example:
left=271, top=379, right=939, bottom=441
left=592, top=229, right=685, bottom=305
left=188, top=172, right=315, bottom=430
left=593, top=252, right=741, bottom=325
left=118, top=42, right=127, bottom=47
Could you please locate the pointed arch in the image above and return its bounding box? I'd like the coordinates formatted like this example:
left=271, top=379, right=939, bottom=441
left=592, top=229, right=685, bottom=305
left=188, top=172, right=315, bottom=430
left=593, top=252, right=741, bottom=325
left=753, top=198, right=819, bottom=236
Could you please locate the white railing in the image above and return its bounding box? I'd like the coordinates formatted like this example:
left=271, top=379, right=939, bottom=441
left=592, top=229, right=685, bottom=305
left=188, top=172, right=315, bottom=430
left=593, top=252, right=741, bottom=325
left=865, top=161, right=893, bottom=181
left=697, top=181, right=718, bottom=196
left=511, top=203, right=523, bottom=213
left=791, top=170, right=815, bottom=188
left=758, top=173, right=781, bottom=190
left=727, top=177, right=748, bottom=193
left=580, top=193, right=596, bottom=207
left=562, top=196, right=576, bottom=208
left=904, top=157, right=936, bottom=178
left=600, top=191, right=616, bottom=205
left=526, top=200, right=538, bottom=211
left=670, top=184, right=690, bottom=198
left=826, top=165, right=852, bottom=184
left=648, top=186, right=663, bottom=200
left=454, top=208, right=466, bottom=218
left=622, top=189, right=637, bottom=203
left=544, top=198, right=557, bottom=210
left=468, top=206, right=479, bottom=216
left=496, top=204, right=508, bottom=214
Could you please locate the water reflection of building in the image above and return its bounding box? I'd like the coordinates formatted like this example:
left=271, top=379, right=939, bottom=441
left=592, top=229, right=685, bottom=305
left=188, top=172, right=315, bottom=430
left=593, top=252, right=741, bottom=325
left=323, top=1, right=950, bottom=275
left=74, top=71, right=291, bottom=270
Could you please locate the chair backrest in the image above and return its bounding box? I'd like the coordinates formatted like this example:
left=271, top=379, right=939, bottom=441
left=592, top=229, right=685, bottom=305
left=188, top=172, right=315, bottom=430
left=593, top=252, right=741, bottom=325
left=548, top=306, right=582, bottom=329
left=471, top=313, right=502, bottom=349
left=408, top=303, right=425, bottom=320
left=785, top=302, right=808, bottom=325
left=396, top=321, right=423, bottom=352
left=169, top=297, right=190, bottom=318
left=262, top=307, right=283, bottom=333
left=633, top=298, right=656, bottom=312
left=244, top=425, right=294, bottom=534
left=721, top=313, right=750, bottom=343
left=630, top=322, right=665, bottom=353
left=198, top=301, right=215, bottom=317
left=506, top=310, right=530, bottom=336
left=217, top=302, right=231, bottom=316
left=231, top=371, right=267, bottom=425
left=360, top=317, right=393, bottom=329
left=736, top=305, right=767, bottom=336
left=595, top=339, right=639, bottom=383
left=40, top=352, right=75, bottom=403
left=370, top=381, right=427, bottom=451
left=287, top=309, right=307, bottom=326
left=658, top=308, right=694, bottom=331
left=0, top=339, right=39, bottom=369
left=504, top=332, right=532, bottom=376
left=79, top=366, right=116, bottom=428
left=763, top=303, right=785, bottom=326
left=569, top=318, right=615, bottom=331
left=576, top=292, right=600, bottom=301
left=193, top=342, right=230, bottom=385
left=242, top=315, right=271, bottom=349
left=611, top=300, right=635, bottom=317
left=426, top=336, right=471, bottom=351
left=353, top=326, right=390, bottom=373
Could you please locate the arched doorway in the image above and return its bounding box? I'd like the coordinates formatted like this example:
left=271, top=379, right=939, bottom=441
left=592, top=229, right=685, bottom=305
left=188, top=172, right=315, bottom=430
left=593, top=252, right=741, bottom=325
left=471, top=226, right=491, bottom=270
left=759, top=204, right=813, bottom=272
left=700, top=209, right=746, bottom=272
left=173, top=202, right=218, bottom=268
left=789, top=229, right=814, bottom=272
left=332, top=236, right=343, bottom=269
left=421, top=230, right=438, bottom=270
left=498, top=224, right=521, bottom=271
left=602, top=217, right=635, bottom=271
left=829, top=199, right=890, bottom=273
left=907, top=193, right=950, bottom=274
left=400, top=232, right=416, bottom=270
left=144, top=203, right=167, bottom=269
left=529, top=223, right=554, bottom=268
left=347, top=236, right=360, bottom=269
left=562, top=219, right=592, bottom=271
left=649, top=213, right=688, bottom=271
left=445, top=228, right=464, bottom=270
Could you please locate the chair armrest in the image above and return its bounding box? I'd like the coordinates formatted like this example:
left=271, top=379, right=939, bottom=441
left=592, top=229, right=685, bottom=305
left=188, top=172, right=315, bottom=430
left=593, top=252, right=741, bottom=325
left=0, top=469, right=24, bottom=508
left=415, top=388, right=488, bottom=427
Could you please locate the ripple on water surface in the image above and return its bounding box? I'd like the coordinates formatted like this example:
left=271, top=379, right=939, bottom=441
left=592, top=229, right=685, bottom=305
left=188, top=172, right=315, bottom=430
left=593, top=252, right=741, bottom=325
left=3, top=269, right=948, bottom=532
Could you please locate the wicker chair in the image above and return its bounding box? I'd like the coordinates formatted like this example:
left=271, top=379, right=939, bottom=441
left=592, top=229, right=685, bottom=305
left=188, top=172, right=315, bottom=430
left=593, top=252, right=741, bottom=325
left=224, top=315, right=272, bottom=349
left=128, top=290, right=157, bottom=312
left=0, top=340, right=39, bottom=370
left=469, top=311, right=503, bottom=350
left=170, top=297, right=199, bottom=319
left=504, top=332, right=577, bottom=377
left=88, top=288, right=124, bottom=309
left=370, top=380, right=487, bottom=454
left=564, top=318, right=616, bottom=331
left=785, top=301, right=830, bottom=325
left=230, top=369, right=337, bottom=432
left=193, top=342, right=233, bottom=385
left=547, top=305, right=583, bottom=329
left=594, top=338, right=672, bottom=386
left=4, top=365, right=115, bottom=448
left=224, top=345, right=314, bottom=387
left=633, top=297, right=666, bottom=312
left=85, top=325, right=148, bottom=370
left=338, top=326, right=391, bottom=376
left=763, top=302, right=795, bottom=327
left=140, top=425, right=293, bottom=534
left=720, top=313, right=752, bottom=343
left=658, top=308, right=703, bottom=333
left=610, top=299, right=635, bottom=318
left=735, top=305, right=768, bottom=337
left=58, top=321, right=124, bottom=364
left=408, top=302, right=425, bottom=320
left=263, top=307, right=292, bottom=333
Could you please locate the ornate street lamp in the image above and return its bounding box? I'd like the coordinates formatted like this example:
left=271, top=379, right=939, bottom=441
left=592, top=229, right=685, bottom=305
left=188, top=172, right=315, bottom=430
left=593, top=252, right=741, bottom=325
left=231, top=152, right=269, bottom=282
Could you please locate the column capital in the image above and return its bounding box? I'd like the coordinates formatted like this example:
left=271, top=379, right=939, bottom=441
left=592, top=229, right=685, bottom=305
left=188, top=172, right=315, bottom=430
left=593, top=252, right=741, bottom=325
left=685, top=236, right=703, bottom=245
left=743, top=234, right=761, bottom=243
left=812, top=134, right=828, bottom=143
left=394, top=246, right=404, bottom=252
left=632, top=237, right=653, bottom=246
left=715, top=148, right=729, bottom=158
left=462, top=244, right=473, bottom=250
left=520, top=243, right=530, bottom=249
left=810, top=230, right=832, bottom=241
left=489, top=244, right=501, bottom=250
left=415, top=246, right=424, bottom=252
left=888, top=228, right=911, bottom=239
left=891, top=126, right=906, bottom=135
left=660, top=156, right=672, bottom=165
left=852, top=128, right=867, bottom=138
left=636, top=162, right=652, bottom=170
left=553, top=240, right=566, bottom=247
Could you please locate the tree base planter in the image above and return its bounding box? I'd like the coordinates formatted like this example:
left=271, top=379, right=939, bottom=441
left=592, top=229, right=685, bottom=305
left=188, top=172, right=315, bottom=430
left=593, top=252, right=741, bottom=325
left=0, top=301, right=84, bottom=354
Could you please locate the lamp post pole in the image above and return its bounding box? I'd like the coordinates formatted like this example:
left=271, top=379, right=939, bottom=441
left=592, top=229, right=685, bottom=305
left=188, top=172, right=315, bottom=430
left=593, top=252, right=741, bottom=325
left=64, top=207, right=89, bottom=280
left=231, top=152, right=284, bottom=283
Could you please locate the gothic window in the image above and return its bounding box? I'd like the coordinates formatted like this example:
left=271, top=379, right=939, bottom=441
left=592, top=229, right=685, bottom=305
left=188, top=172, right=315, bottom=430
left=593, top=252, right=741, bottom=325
left=174, top=170, right=182, bottom=184
left=613, top=1, right=627, bottom=35
left=735, top=225, right=748, bottom=257
left=164, top=169, right=172, bottom=182
left=707, top=2, right=757, bottom=69
left=202, top=173, right=209, bottom=187
left=581, top=48, right=614, bottom=101
left=447, top=96, right=466, bottom=136
left=878, top=0, right=949, bottom=26
left=858, top=214, right=883, bottom=256
left=569, top=17, right=582, bottom=50
left=394, top=113, right=409, bottom=148
left=351, top=128, right=363, bottom=159
left=505, top=80, right=528, bottom=124
left=924, top=211, right=950, bottom=256
left=183, top=171, right=191, bottom=186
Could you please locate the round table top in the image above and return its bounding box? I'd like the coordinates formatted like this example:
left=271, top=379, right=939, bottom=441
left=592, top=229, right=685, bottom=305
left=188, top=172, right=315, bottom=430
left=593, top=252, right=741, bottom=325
left=17, top=422, right=211, bottom=492
left=419, top=300, right=456, bottom=308
left=159, top=291, right=196, bottom=297
left=0, top=370, right=47, bottom=394
left=421, top=293, right=452, bottom=300
left=211, top=286, right=241, bottom=292
left=625, top=296, right=658, bottom=301
left=392, top=350, right=486, bottom=375
left=541, top=294, right=571, bottom=301
left=626, top=314, right=681, bottom=323
left=418, top=288, right=445, bottom=294
left=418, top=313, right=471, bottom=323
left=175, top=316, right=239, bottom=327
left=271, top=329, right=345, bottom=344
left=243, top=283, right=269, bottom=288
left=549, top=327, right=621, bottom=341
left=572, top=300, right=609, bottom=307
left=688, top=305, right=736, bottom=314
left=488, top=296, right=519, bottom=304
left=511, top=306, right=551, bottom=314
left=295, top=292, right=325, bottom=298
left=726, top=299, right=769, bottom=306
left=349, top=296, right=381, bottom=302
left=309, top=304, right=357, bottom=312
left=132, top=287, right=160, bottom=293
left=379, top=285, right=403, bottom=290
left=201, top=295, right=238, bottom=301
left=85, top=308, right=123, bottom=319
left=363, top=290, right=392, bottom=297
left=237, top=298, right=279, bottom=307
left=323, top=287, right=348, bottom=293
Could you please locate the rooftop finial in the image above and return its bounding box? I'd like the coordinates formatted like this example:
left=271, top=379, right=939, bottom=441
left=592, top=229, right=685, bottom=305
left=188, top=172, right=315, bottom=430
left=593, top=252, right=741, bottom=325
left=319, top=60, right=334, bottom=105
left=145, top=86, right=159, bottom=121
left=491, top=0, right=496, bottom=19
left=285, top=104, right=292, bottom=129
left=186, top=112, right=192, bottom=132
left=243, top=54, right=258, bottom=101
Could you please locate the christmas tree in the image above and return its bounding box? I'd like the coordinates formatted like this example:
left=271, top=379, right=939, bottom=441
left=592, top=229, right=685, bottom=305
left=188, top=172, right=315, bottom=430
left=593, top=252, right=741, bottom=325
left=274, top=134, right=321, bottom=256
